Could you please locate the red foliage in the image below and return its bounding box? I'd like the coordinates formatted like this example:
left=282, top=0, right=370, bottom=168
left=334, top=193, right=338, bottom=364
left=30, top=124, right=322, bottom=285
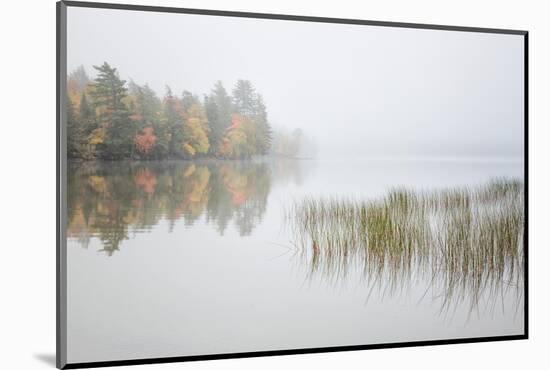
left=134, top=126, right=157, bottom=154
left=227, top=113, right=244, bottom=131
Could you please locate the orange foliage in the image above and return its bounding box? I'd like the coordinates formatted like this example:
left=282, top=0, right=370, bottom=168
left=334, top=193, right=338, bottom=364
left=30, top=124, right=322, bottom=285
left=134, top=126, right=157, bottom=154
left=218, top=113, right=252, bottom=158
left=227, top=113, right=243, bottom=131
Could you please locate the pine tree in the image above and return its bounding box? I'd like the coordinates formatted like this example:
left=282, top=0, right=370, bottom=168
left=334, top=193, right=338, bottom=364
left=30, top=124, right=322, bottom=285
left=68, top=65, right=90, bottom=92
left=181, top=90, right=200, bottom=111
left=204, top=96, right=219, bottom=153
left=128, top=81, right=161, bottom=125
left=78, top=92, right=97, bottom=158
left=205, top=81, right=232, bottom=155
left=232, top=80, right=256, bottom=116
left=231, top=80, right=272, bottom=155
left=79, top=92, right=94, bottom=121
left=67, top=97, right=84, bottom=158
left=89, top=62, right=134, bottom=159
left=251, top=94, right=272, bottom=154
left=161, top=86, right=185, bottom=158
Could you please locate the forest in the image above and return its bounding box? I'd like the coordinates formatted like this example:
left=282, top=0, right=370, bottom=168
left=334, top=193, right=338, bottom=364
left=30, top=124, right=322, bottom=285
left=66, top=62, right=299, bottom=160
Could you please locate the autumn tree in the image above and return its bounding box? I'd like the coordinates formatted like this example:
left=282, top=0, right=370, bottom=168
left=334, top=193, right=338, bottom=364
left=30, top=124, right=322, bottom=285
left=182, top=103, right=210, bottom=158
left=66, top=62, right=275, bottom=161
left=126, top=81, right=163, bottom=159
left=218, top=113, right=256, bottom=159
left=134, top=126, right=157, bottom=156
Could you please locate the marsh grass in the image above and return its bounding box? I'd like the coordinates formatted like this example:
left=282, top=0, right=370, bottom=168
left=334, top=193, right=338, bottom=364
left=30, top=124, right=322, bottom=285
left=287, top=178, right=524, bottom=312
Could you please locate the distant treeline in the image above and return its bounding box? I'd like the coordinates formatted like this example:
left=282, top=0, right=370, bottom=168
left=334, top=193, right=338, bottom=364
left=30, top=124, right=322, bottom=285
left=67, top=62, right=275, bottom=160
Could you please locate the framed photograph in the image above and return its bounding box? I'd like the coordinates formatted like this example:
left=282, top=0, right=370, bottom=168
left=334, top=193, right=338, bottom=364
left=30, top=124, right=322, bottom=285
left=57, top=1, right=528, bottom=368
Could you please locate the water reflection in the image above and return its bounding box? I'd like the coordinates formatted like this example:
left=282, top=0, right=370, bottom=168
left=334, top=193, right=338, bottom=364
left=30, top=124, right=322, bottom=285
left=67, top=159, right=305, bottom=255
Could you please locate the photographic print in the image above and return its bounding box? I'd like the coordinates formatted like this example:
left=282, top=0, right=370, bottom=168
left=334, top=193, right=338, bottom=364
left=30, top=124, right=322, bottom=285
left=57, top=2, right=527, bottom=368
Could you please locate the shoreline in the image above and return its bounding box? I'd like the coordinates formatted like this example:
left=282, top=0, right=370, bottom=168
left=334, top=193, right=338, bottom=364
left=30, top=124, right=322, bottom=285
left=67, top=155, right=316, bottom=163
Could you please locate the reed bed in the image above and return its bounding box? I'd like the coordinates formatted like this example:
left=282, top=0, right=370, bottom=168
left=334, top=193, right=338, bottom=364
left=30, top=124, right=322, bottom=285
left=286, top=178, right=524, bottom=311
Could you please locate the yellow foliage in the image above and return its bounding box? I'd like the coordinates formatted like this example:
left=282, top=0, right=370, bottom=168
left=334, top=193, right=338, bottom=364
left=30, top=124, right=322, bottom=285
left=67, top=79, right=81, bottom=109
left=218, top=126, right=248, bottom=158
left=88, top=175, right=107, bottom=194
left=89, top=127, right=106, bottom=145
left=182, top=143, right=196, bottom=156
left=182, top=104, right=210, bottom=157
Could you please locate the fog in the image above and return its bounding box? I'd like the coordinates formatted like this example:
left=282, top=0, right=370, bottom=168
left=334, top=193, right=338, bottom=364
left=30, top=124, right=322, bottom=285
left=67, top=7, right=524, bottom=159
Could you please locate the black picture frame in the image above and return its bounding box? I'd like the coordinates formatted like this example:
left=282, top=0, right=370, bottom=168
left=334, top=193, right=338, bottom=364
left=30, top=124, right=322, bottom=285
left=56, top=1, right=529, bottom=368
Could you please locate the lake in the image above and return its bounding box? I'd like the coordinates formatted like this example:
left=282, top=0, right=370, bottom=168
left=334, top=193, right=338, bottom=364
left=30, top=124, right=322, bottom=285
left=66, top=158, right=524, bottom=363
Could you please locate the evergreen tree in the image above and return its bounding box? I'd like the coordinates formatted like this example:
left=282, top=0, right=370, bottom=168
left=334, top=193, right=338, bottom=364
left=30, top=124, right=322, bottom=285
left=231, top=80, right=273, bottom=155
left=79, top=92, right=94, bottom=121
left=89, top=62, right=134, bottom=159
left=251, top=94, right=272, bottom=154
left=68, top=65, right=90, bottom=93
left=181, top=90, right=200, bottom=111
left=161, top=86, right=185, bottom=157
left=204, top=96, right=219, bottom=153
left=128, top=81, right=161, bottom=126
left=232, top=80, right=256, bottom=116
left=78, top=92, right=97, bottom=158
left=205, top=81, right=232, bottom=156
left=67, top=97, right=84, bottom=158
left=66, top=62, right=275, bottom=160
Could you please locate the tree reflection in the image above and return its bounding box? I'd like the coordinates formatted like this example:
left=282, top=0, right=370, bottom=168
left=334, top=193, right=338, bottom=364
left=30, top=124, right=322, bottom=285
left=67, top=159, right=300, bottom=255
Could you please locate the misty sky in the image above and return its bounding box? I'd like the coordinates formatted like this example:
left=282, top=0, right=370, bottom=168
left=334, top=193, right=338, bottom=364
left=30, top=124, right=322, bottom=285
left=67, top=7, right=524, bottom=159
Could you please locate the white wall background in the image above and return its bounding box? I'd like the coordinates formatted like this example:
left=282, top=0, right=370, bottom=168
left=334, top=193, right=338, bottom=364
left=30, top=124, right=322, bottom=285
left=0, top=0, right=546, bottom=369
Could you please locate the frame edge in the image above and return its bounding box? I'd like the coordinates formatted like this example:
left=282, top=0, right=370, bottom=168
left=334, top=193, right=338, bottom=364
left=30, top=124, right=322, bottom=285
left=523, top=31, right=529, bottom=339
left=62, top=0, right=527, bottom=35
left=57, top=1, right=68, bottom=369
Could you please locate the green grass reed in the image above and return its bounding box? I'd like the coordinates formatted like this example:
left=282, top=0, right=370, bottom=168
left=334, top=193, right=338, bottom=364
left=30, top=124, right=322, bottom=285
left=286, top=178, right=524, bottom=311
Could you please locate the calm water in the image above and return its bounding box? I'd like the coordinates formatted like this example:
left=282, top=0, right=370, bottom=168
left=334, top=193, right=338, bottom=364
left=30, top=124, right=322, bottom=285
left=66, top=158, right=524, bottom=363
